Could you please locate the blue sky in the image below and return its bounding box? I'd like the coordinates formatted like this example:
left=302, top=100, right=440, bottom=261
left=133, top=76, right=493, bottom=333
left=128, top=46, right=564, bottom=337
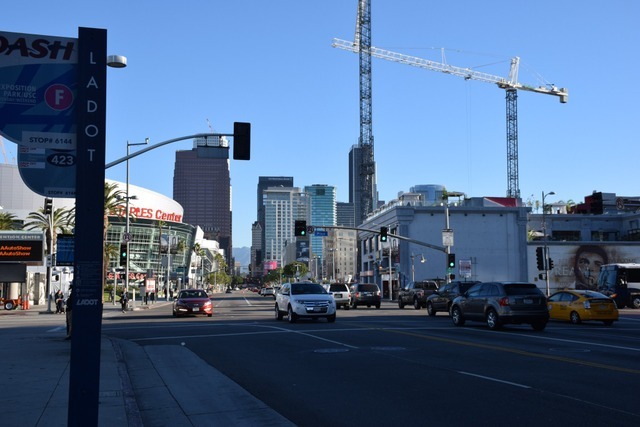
left=3, top=1, right=639, bottom=248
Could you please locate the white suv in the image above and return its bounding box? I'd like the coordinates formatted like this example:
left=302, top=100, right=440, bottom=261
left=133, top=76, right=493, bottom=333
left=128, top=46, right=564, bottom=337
left=275, top=281, right=337, bottom=323
left=324, top=283, right=351, bottom=309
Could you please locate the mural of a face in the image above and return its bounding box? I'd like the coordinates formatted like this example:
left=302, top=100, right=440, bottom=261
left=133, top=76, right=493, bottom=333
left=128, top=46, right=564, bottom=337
left=574, top=246, right=608, bottom=290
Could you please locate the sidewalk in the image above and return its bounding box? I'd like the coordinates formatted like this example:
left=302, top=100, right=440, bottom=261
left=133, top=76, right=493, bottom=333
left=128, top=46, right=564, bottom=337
left=0, top=300, right=294, bottom=426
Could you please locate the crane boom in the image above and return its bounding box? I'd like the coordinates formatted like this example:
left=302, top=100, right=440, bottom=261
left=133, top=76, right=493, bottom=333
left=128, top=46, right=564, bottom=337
left=332, top=38, right=568, bottom=103
left=333, top=36, right=568, bottom=197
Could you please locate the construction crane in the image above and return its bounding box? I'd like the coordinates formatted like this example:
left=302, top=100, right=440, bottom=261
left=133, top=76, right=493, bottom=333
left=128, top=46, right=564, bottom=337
left=333, top=23, right=568, bottom=199
left=353, top=0, right=376, bottom=224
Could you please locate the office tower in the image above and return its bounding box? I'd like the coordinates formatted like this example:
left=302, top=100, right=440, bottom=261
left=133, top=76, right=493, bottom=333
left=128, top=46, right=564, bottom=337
left=256, top=177, right=293, bottom=269
left=305, top=184, right=336, bottom=269
left=337, top=202, right=355, bottom=228
left=173, top=137, right=232, bottom=268
left=262, top=186, right=307, bottom=267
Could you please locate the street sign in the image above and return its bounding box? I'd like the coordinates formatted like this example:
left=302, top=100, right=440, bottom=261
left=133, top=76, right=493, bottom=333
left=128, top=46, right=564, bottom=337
left=122, top=232, right=132, bottom=242
left=0, top=31, right=79, bottom=197
left=314, top=230, right=328, bottom=237
left=442, top=229, right=454, bottom=247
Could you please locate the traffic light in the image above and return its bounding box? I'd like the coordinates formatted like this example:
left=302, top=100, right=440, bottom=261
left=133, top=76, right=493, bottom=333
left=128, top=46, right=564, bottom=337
left=380, top=227, right=388, bottom=242
left=119, top=243, right=128, bottom=266
left=536, top=247, right=544, bottom=271
left=233, top=122, right=251, bottom=160
left=44, top=198, right=53, bottom=215
left=548, top=258, right=554, bottom=270
left=447, top=253, right=455, bottom=269
left=294, top=220, right=307, bottom=237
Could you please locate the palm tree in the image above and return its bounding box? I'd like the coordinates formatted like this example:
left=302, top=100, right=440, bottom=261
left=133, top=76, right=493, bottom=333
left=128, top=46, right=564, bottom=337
left=0, top=211, right=20, bottom=230
left=103, top=182, right=126, bottom=298
left=23, top=204, right=74, bottom=309
left=23, top=206, right=74, bottom=255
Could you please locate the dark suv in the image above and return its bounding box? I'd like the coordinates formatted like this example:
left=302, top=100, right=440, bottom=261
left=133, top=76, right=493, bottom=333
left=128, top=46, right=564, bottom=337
left=349, top=283, right=381, bottom=309
left=450, top=282, right=549, bottom=331
left=425, top=281, right=480, bottom=316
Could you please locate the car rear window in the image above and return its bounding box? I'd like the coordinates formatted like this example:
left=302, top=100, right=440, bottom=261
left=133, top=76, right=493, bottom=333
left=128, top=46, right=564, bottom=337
left=329, top=284, right=348, bottom=292
left=504, top=284, right=542, bottom=296
left=359, top=284, right=379, bottom=292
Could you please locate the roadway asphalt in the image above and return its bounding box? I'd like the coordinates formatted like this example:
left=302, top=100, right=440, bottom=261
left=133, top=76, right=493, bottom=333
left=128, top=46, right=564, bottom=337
left=0, top=298, right=295, bottom=427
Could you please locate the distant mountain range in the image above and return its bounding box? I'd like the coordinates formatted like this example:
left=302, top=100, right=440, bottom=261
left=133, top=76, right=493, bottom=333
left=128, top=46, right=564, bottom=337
left=232, top=247, right=250, bottom=267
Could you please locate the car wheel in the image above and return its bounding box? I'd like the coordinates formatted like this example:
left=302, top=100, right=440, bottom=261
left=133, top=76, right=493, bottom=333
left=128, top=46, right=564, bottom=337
left=287, top=306, right=297, bottom=323
left=426, top=302, right=436, bottom=317
left=398, top=300, right=405, bottom=309
left=327, top=314, right=336, bottom=323
left=5, top=301, right=15, bottom=310
left=351, top=302, right=357, bottom=309
left=631, top=296, right=640, bottom=309
left=275, top=304, right=283, bottom=320
left=172, top=311, right=177, bottom=317
left=344, top=304, right=350, bottom=311
left=413, top=298, right=421, bottom=310
left=375, top=303, right=381, bottom=309
left=486, top=309, right=501, bottom=330
left=207, top=314, right=212, bottom=318
left=570, top=311, right=582, bottom=324
left=451, top=306, right=465, bottom=326
left=531, top=321, right=547, bottom=331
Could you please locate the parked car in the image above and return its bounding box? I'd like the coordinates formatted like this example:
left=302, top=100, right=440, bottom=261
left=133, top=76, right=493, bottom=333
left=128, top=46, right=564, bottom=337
left=398, top=280, right=439, bottom=309
left=172, top=289, right=213, bottom=317
left=426, top=281, right=481, bottom=316
left=547, top=289, right=618, bottom=325
left=324, top=283, right=351, bottom=309
left=275, top=281, right=336, bottom=323
left=450, top=282, right=549, bottom=331
left=349, top=283, right=381, bottom=309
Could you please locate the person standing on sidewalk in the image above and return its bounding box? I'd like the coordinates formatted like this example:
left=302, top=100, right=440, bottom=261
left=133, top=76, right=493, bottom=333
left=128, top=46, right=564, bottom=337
left=119, top=291, right=129, bottom=313
left=65, top=286, right=74, bottom=340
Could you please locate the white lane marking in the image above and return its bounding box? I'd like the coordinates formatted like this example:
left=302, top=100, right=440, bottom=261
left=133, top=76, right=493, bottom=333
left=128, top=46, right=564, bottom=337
left=458, top=371, right=531, bottom=389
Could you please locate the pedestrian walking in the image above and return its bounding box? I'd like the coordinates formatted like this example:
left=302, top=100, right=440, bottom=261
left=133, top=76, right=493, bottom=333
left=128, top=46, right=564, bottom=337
left=119, top=292, right=129, bottom=313
left=65, top=286, right=74, bottom=340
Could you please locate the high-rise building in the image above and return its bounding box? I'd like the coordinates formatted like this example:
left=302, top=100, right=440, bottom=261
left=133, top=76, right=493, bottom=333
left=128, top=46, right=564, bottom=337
left=173, top=137, right=232, bottom=269
left=305, top=184, right=336, bottom=271
left=337, top=202, right=355, bottom=228
left=262, top=186, right=307, bottom=269
left=255, top=177, right=293, bottom=271
left=349, top=145, right=378, bottom=226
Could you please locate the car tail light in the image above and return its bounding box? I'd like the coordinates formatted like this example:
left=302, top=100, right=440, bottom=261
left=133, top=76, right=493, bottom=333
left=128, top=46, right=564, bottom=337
left=204, top=300, right=212, bottom=307
left=416, top=290, right=424, bottom=298
left=355, top=292, right=361, bottom=298
left=498, top=297, right=510, bottom=307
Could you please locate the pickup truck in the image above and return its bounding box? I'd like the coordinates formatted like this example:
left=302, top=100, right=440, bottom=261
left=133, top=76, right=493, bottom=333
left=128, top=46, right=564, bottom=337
left=397, top=280, right=439, bottom=309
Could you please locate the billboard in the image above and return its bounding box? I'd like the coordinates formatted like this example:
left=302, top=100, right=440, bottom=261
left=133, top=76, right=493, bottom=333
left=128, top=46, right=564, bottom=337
left=0, top=231, right=45, bottom=263
left=529, top=244, right=640, bottom=293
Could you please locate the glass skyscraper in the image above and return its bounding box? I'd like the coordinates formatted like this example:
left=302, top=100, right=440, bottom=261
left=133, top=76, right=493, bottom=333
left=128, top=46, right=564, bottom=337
left=305, top=184, right=336, bottom=268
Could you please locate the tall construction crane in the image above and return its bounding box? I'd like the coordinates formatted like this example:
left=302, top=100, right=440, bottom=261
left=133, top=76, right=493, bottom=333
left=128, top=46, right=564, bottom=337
left=353, top=0, right=376, bottom=224
left=334, top=27, right=568, bottom=199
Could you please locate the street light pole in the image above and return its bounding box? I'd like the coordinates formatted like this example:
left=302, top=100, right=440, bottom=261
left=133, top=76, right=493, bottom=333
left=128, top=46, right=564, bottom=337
left=125, top=138, right=148, bottom=309
left=410, top=253, right=425, bottom=282
left=542, top=191, right=555, bottom=296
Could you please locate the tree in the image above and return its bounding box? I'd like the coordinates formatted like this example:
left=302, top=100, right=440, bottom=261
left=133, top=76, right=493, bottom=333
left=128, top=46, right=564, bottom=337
left=0, top=211, right=20, bottom=230
left=283, top=261, right=308, bottom=278
left=23, top=205, right=74, bottom=256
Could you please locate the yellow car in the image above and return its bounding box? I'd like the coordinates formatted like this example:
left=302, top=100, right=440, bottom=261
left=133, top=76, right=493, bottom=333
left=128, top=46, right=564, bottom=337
left=547, top=290, right=618, bottom=326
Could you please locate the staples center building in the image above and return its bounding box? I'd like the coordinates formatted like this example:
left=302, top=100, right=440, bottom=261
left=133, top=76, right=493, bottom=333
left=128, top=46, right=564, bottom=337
left=0, top=163, right=197, bottom=301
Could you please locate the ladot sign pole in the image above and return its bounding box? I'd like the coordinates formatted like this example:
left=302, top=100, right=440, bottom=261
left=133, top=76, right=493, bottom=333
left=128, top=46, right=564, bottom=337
left=0, top=26, right=107, bottom=425
left=68, top=27, right=107, bottom=426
